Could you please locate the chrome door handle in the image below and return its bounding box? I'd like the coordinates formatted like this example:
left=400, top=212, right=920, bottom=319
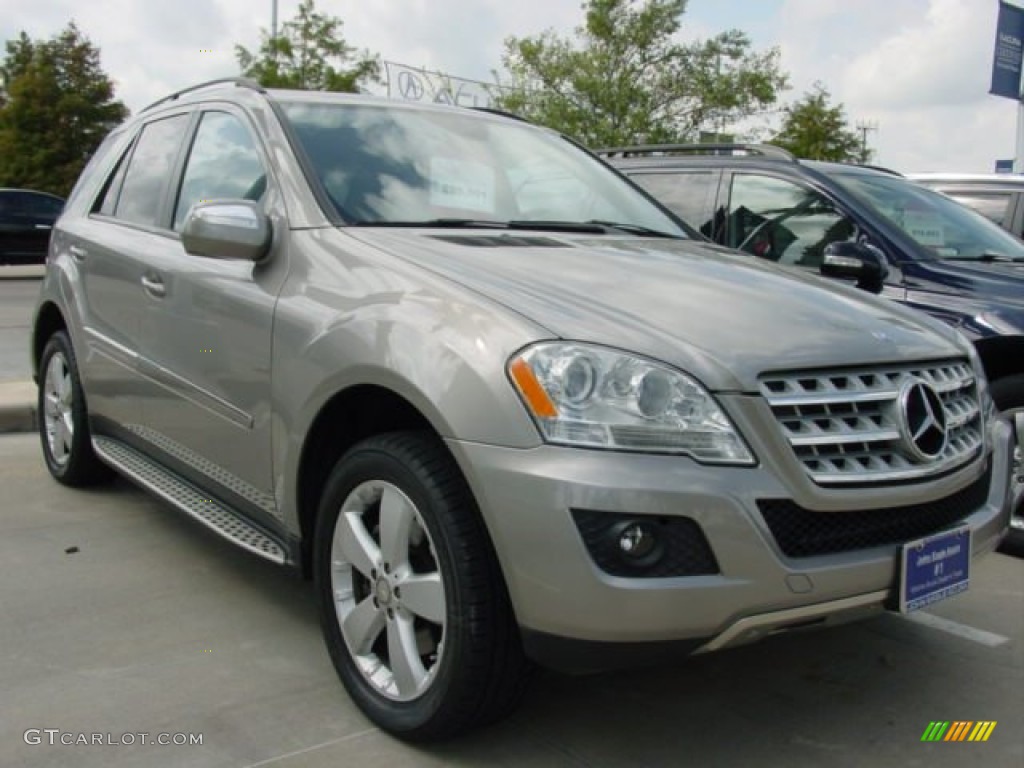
left=141, top=275, right=166, bottom=298
left=69, top=245, right=87, bottom=261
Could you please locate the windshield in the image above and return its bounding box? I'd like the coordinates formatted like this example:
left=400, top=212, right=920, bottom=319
left=279, top=101, right=689, bottom=237
left=832, top=171, right=1024, bottom=261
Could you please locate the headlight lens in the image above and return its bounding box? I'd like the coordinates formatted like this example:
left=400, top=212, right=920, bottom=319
left=508, top=342, right=754, bottom=464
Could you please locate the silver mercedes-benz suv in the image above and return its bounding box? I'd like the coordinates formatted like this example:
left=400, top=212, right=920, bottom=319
left=32, top=79, right=1014, bottom=740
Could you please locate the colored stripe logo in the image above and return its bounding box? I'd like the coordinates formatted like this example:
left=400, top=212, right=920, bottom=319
left=921, top=721, right=997, bottom=742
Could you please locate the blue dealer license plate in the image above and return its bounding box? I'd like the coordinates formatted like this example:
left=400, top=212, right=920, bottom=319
left=899, top=526, right=971, bottom=613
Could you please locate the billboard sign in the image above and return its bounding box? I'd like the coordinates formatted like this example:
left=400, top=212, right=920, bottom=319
left=381, top=62, right=500, bottom=109
left=991, top=1, right=1024, bottom=100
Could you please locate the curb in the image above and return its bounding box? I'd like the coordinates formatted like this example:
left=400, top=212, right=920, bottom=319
left=0, top=265, right=46, bottom=280
left=0, top=380, right=36, bottom=434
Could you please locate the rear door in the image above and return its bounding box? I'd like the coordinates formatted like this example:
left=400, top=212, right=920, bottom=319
left=20, top=191, right=63, bottom=261
left=67, top=111, right=193, bottom=431
left=625, top=168, right=720, bottom=237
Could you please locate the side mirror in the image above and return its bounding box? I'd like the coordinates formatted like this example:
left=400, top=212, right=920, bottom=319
left=181, top=200, right=271, bottom=262
left=820, top=241, right=888, bottom=294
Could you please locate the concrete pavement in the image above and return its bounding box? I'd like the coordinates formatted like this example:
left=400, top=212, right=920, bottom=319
left=0, top=267, right=39, bottom=433
left=0, top=379, right=35, bottom=433
left=1, top=431, right=1022, bottom=767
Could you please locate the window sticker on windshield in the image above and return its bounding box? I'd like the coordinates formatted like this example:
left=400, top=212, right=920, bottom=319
left=430, top=158, right=495, bottom=213
left=903, top=211, right=944, bottom=246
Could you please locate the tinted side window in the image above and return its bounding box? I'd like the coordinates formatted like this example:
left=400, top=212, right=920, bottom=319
left=35, top=195, right=65, bottom=215
left=20, top=192, right=63, bottom=216
left=727, top=174, right=855, bottom=268
left=114, top=114, right=189, bottom=227
left=173, top=112, right=266, bottom=230
left=629, top=171, right=716, bottom=234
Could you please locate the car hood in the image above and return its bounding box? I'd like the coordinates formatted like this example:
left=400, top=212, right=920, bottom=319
left=917, top=258, right=1024, bottom=302
left=909, top=259, right=1024, bottom=334
left=348, top=230, right=965, bottom=391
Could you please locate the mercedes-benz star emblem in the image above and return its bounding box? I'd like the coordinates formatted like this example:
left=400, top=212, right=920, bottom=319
left=897, top=378, right=948, bottom=462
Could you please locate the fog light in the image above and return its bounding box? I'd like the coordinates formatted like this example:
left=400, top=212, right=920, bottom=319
left=618, top=522, right=656, bottom=559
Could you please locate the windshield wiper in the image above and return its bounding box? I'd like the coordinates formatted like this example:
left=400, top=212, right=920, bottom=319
left=945, top=252, right=1024, bottom=263
left=350, top=218, right=614, bottom=234
left=350, top=218, right=510, bottom=228
left=349, top=218, right=683, bottom=237
left=584, top=220, right=684, bottom=238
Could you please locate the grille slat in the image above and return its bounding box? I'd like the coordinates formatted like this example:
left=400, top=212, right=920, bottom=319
left=789, top=428, right=901, bottom=447
left=761, top=360, right=983, bottom=485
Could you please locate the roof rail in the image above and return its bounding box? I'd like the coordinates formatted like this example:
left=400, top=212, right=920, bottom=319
left=141, top=78, right=266, bottom=113
left=596, top=143, right=797, bottom=163
left=470, top=106, right=531, bottom=123
left=856, top=163, right=903, bottom=177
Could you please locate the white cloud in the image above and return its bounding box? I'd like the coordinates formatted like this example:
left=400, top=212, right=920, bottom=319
left=0, top=1, right=1018, bottom=172
left=777, top=0, right=1016, bottom=172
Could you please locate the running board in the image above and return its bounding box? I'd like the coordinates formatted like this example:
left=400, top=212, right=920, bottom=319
left=93, top=436, right=288, bottom=565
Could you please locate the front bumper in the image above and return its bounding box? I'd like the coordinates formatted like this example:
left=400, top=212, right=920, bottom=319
left=446, top=417, right=1013, bottom=670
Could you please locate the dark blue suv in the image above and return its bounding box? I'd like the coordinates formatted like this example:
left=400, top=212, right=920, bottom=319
left=604, top=144, right=1024, bottom=545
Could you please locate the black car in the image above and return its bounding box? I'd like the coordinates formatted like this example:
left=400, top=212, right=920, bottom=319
left=0, top=188, right=64, bottom=265
left=603, top=143, right=1024, bottom=545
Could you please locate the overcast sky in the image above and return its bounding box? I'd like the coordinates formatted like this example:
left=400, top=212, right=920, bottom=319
left=0, top=0, right=1017, bottom=173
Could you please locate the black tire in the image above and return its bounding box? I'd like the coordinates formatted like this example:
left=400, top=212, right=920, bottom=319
left=313, top=431, right=531, bottom=741
left=37, top=331, right=112, bottom=486
left=989, top=374, right=1024, bottom=553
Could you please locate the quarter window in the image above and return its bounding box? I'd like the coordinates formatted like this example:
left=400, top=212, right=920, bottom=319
left=114, top=114, right=190, bottom=227
left=173, top=112, right=266, bottom=230
left=727, top=174, right=855, bottom=268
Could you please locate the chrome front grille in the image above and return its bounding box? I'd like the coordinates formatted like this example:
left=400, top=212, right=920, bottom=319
left=760, top=361, right=984, bottom=485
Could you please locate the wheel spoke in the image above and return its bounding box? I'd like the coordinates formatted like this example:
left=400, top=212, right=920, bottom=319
left=58, top=369, right=71, bottom=405
left=387, top=615, right=427, bottom=696
left=46, top=360, right=62, bottom=401
left=397, top=573, right=444, bottom=624
left=334, top=511, right=380, bottom=579
left=62, top=410, right=74, bottom=441
left=379, top=486, right=415, bottom=569
left=52, top=419, right=68, bottom=461
left=341, top=595, right=385, bottom=655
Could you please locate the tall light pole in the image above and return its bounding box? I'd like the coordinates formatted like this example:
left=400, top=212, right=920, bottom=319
left=271, top=0, right=278, bottom=38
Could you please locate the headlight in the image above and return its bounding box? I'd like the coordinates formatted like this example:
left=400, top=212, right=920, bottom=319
left=508, top=342, right=754, bottom=464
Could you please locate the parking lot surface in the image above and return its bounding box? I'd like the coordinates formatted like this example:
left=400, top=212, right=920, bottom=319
left=0, top=272, right=39, bottom=382
left=1, top=433, right=1021, bottom=768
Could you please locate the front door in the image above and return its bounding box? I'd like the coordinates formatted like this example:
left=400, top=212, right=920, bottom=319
left=133, top=108, right=284, bottom=521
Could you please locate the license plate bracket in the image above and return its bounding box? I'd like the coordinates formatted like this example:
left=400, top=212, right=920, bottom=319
left=899, top=526, right=971, bottom=614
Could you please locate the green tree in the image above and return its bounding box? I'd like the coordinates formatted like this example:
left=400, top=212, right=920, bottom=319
left=772, top=83, right=866, bottom=163
left=495, top=0, right=788, bottom=147
left=236, top=0, right=378, bottom=92
left=0, top=24, right=128, bottom=197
